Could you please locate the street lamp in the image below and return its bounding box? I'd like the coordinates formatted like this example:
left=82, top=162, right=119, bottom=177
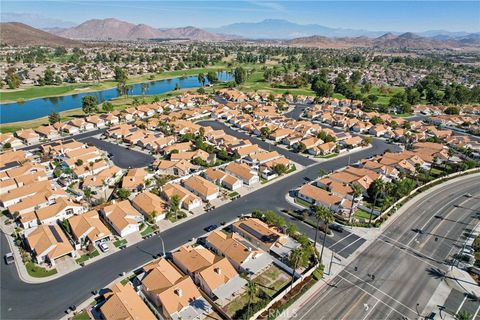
left=416, top=303, right=420, bottom=317
left=158, top=228, right=165, bottom=257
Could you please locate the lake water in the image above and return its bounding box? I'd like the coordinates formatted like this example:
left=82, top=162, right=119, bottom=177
left=0, top=71, right=232, bottom=124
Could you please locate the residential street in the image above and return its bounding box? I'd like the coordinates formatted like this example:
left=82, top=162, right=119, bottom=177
left=0, top=129, right=395, bottom=319
left=294, top=175, right=480, bottom=320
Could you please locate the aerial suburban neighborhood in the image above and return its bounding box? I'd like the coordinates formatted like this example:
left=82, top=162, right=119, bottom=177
left=1, top=1, right=480, bottom=320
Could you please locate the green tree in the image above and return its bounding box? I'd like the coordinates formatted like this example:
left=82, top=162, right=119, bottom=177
left=168, top=195, right=181, bottom=220
left=312, top=80, right=333, bottom=97
left=246, top=280, right=258, bottom=317
left=114, top=67, right=128, bottom=83
left=43, top=67, right=56, bottom=85
left=5, top=72, right=21, bottom=89
left=348, top=184, right=363, bottom=222
left=286, top=223, right=298, bottom=237
left=117, top=188, right=131, bottom=200
left=102, top=101, right=114, bottom=112
left=367, top=179, right=386, bottom=224
left=206, top=71, right=218, bottom=84
left=445, top=106, right=460, bottom=115
left=455, top=311, right=472, bottom=320
left=48, top=111, right=61, bottom=124
left=234, top=67, right=247, bottom=85
left=313, top=206, right=334, bottom=263
left=273, top=164, right=288, bottom=176
left=289, top=248, right=308, bottom=289
left=82, top=96, right=98, bottom=114
left=197, top=73, right=206, bottom=86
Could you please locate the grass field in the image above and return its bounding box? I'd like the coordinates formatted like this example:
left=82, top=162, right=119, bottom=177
left=25, top=262, right=58, bottom=278
left=354, top=209, right=375, bottom=220
left=113, top=239, right=127, bottom=248
left=75, top=249, right=100, bottom=264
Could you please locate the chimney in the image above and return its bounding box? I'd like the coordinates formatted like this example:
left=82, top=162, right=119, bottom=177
left=215, top=267, right=222, bottom=275
left=174, top=288, right=183, bottom=297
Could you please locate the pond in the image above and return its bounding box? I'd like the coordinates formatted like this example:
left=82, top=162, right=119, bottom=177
left=0, top=71, right=232, bottom=124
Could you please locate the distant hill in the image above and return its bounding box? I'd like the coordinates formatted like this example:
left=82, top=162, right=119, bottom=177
left=0, top=22, right=83, bottom=47
left=55, top=18, right=231, bottom=41
left=285, top=32, right=480, bottom=49
left=210, top=19, right=480, bottom=42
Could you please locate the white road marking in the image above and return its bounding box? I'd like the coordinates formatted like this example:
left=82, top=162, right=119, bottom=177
left=328, top=233, right=354, bottom=249
left=337, top=274, right=413, bottom=318
left=361, top=301, right=380, bottom=320
left=406, top=195, right=461, bottom=247
left=342, top=270, right=418, bottom=315
left=297, top=279, right=344, bottom=320
left=472, top=301, right=480, bottom=320
left=378, top=235, right=441, bottom=269
left=454, top=294, right=469, bottom=317
left=335, top=237, right=364, bottom=255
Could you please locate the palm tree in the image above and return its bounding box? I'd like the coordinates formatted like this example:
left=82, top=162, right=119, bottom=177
left=246, top=280, right=257, bottom=317
left=168, top=195, right=181, bottom=221
left=289, top=248, right=306, bottom=289
left=348, top=184, right=363, bottom=222
left=368, top=179, right=385, bottom=225
left=312, top=206, right=334, bottom=264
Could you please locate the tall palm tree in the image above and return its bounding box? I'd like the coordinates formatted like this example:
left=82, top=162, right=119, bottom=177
left=368, top=179, right=385, bottom=225
left=313, top=206, right=334, bottom=264
left=246, top=280, right=257, bottom=317
left=289, top=248, right=306, bottom=289
left=348, top=184, right=363, bottom=222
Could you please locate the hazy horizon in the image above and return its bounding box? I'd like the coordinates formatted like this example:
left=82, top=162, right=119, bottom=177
left=1, top=1, right=480, bottom=33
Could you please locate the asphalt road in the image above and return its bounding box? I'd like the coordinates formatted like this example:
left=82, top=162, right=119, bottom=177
left=295, top=175, right=480, bottom=320
left=0, top=131, right=395, bottom=319
left=81, top=137, right=155, bottom=169
left=199, top=120, right=315, bottom=166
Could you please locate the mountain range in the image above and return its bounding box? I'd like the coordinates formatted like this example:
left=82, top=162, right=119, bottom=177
left=0, top=22, right=83, bottom=47
left=208, top=19, right=479, bottom=40
left=1, top=18, right=479, bottom=49
left=283, top=32, right=480, bottom=49
left=52, top=18, right=231, bottom=41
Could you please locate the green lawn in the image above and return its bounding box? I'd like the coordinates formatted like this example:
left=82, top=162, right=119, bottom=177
left=75, top=250, right=100, bottom=264
left=72, top=311, right=90, bottom=320
left=25, top=262, right=58, bottom=278
left=316, top=153, right=338, bottom=159
left=354, top=209, right=375, bottom=220
left=229, top=191, right=240, bottom=198
left=140, top=225, right=154, bottom=237
left=295, top=197, right=312, bottom=208
left=113, top=239, right=128, bottom=248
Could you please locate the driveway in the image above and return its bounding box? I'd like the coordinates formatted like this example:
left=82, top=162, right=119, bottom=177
left=81, top=137, right=155, bottom=169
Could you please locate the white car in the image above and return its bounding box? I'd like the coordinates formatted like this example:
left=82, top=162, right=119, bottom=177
left=98, top=242, right=109, bottom=252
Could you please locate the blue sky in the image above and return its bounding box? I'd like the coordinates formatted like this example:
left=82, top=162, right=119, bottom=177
left=2, top=1, right=480, bottom=32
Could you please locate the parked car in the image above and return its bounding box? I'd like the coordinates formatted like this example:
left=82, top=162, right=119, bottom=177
left=465, top=193, right=473, bottom=198
left=98, top=242, right=109, bottom=253
left=4, top=252, right=14, bottom=265
left=204, top=224, right=218, bottom=232
left=329, top=224, right=344, bottom=233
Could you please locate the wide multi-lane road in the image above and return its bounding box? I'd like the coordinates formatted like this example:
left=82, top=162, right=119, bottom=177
left=295, top=175, right=480, bottom=320
left=1, top=126, right=396, bottom=319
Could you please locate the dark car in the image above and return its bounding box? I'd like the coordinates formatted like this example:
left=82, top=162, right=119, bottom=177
left=329, top=224, right=344, bottom=233
left=204, top=224, right=218, bottom=232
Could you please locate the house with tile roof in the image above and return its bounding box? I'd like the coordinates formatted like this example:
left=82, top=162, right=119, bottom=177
left=100, top=282, right=156, bottom=320
left=132, top=191, right=167, bottom=222
left=68, top=210, right=111, bottom=245
left=139, top=258, right=212, bottom=320
left=101, top=200, right=144, bottom=237
left=25, top=224, right=76, bottom=266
